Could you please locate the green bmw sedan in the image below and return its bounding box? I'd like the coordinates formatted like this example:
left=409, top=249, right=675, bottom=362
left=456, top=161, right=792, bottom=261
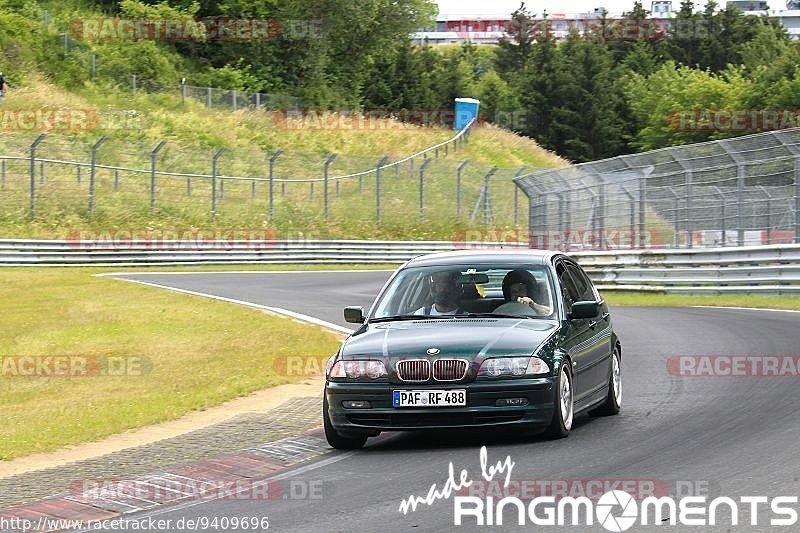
left=323, top=249, right=622, bottom=449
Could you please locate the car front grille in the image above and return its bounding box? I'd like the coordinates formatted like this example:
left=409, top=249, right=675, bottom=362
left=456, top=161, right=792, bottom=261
left=433, top=359, right=469, bottom=381
left=396, top=359, right=430, bottom=382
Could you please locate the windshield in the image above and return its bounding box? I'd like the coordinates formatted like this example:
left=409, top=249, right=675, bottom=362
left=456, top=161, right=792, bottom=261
left=371, top=265, right=556, bottom=320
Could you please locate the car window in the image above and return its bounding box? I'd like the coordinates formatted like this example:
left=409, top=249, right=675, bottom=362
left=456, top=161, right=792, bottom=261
left=370, top=265, right=557, bottom=319
left=566, top=263, right=596, bottom=302
left=556, top=262, right=579, bottom=308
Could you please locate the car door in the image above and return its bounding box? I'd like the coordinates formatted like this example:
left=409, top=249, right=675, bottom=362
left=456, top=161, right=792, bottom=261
left=564, top=260, right=613, bottom=399
left=555, top=259, right=596, bottom=402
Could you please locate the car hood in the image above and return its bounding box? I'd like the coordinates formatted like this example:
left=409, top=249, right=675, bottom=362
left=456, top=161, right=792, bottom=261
left=341, top=318, right=559, bottom=360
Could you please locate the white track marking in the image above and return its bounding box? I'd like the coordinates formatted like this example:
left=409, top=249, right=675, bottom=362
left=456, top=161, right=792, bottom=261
left=101, top=276, right=355, bottom=335
left=692, top=305, right=800, bottom=314
left=97, top=270, right=394, bottom=276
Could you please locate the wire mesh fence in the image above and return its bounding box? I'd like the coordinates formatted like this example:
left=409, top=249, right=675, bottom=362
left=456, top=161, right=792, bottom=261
left=515, top=130, right=800, bottom=250
left=0, top=121, right=540, bottom=239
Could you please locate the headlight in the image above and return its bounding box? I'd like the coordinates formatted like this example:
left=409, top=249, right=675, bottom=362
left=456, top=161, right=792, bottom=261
left=526, top=356, right=549, bottom=375
left=478, top=356, right=550, bottom=377
left=328, top=360, right=388, bottom=379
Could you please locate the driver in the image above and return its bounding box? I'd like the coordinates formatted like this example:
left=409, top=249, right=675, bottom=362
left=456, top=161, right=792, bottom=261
left=414, top=271, right=462, bottom=316
left=495, top=269, right=552, bottom=316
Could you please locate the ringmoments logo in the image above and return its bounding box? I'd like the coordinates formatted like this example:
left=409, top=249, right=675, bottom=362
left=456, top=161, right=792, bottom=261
left=397, top=447, right=799, bottom=529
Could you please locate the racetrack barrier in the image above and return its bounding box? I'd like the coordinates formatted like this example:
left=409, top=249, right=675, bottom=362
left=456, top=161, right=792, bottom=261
left=0, top=239, right=798, bottom=294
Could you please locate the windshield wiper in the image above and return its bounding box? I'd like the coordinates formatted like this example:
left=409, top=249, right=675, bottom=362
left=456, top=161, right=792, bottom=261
left=453, top=312, right=534, bottom=319
left=370, top=314, right=445, bottom=323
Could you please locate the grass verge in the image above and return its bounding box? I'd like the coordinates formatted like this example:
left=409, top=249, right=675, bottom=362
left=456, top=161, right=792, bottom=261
left=602, top=291, right=800, bottom=311
left=0, top=268, right=341, bottom=461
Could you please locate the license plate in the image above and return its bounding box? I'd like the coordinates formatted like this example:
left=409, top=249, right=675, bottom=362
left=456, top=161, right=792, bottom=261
left=392, top=390, right=466, bottom=407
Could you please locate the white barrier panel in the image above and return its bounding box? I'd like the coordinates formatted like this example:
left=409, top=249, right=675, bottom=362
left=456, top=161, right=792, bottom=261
left=0, top=240, right=798, bottom=293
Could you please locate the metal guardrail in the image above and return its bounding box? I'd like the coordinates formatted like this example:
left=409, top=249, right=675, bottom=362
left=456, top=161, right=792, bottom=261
left=0, top=239, right=798, bottom=293
left=574, top=244, right=800, bottom=294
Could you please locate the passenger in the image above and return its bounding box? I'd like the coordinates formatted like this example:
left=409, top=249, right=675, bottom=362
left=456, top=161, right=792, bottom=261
left=414, top=271, right=462, bottom=315
left=495, top=269, right=552, bottom=316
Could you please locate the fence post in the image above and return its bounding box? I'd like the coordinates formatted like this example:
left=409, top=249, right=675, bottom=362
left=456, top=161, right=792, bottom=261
left=685, top=171, right=694, bottom=248
left=483, top=168, right=495, bottom=227
left=206, top=87, right=212, bottom=108
left=376, top=156, right=389, bottom=224
left=88, top=136, right=107, bottom=214
left=419, top=158, right=433, bottom=222
left=211, top=148, right=225, bottom=215
left=63, top=32, right=68, bottom=53
left=180, top=79, right=186, bottom=104
left=150, top=141, right=167, bottom=211
left=638, top=170, right=649, bottom=248
left=131, top=74, right=137, bottom=93
left=268, top=150, right=283, bottom=222
left=796, top=159, right=800, bottom=244
left=736, top=163, right=745, bottom=247
left=620, top=187, right=636, bottom=250
left=323, top=153, right=337, bottom=220
left=513, top=166, right=528, bottom=226
left=255, top=93, right=261, bottom=108
left=759, top=186, right=773, bottom=245
left=456, top=160, right=469, bottom=220
left=29, top=134, right=46, bottom=220
left=598, top=181, right=608, bottom=249
left=232, top=90, right=237, bottom=111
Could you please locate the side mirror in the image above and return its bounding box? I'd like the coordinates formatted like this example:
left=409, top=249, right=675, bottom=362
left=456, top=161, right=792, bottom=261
left=344, top=306, right=365, bottom=324
left=570, top=301, right=599, bottom=320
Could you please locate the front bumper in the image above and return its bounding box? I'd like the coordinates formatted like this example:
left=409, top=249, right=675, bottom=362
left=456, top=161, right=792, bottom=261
left=325, top=378, right=556, bottom=432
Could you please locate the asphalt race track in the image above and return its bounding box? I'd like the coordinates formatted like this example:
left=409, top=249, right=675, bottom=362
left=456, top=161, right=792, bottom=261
left=103, top=271, right=800, bottom=532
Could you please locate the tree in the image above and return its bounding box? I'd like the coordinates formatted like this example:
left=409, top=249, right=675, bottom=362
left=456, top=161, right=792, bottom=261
left=550, top=30, right=627, bottom=161
left=496, top=2, right=537, bottom=77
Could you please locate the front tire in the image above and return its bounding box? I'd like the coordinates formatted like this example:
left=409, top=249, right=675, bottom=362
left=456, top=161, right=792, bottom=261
left=323, top=395, right=367, bottom=450
left=543, top=362, right=573, bottom=439
left=590, top=345, right=622, bottom=416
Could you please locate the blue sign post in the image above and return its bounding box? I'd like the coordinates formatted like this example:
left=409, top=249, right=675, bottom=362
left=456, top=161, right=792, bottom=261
left=454, top=98, right=480, bottom=131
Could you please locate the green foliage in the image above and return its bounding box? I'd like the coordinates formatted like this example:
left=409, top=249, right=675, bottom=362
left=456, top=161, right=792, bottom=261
left=623, top=62, right=752, bottom=150
left=2, top=0, right=800, bottom=162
